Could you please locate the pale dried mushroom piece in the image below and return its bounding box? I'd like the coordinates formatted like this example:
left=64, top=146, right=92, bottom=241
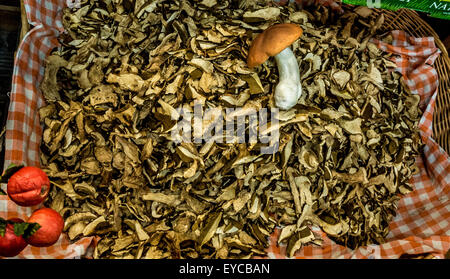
left=40, top=55, right=68, bottom=101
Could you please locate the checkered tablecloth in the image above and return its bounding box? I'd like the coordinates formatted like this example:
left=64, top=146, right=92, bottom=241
left=1, top=0, right=449, bottom=259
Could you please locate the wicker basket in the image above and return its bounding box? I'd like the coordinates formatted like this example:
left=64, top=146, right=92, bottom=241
left=19, top=0, right=29, bottom=42
left=13, top=1, right=449, bottom=260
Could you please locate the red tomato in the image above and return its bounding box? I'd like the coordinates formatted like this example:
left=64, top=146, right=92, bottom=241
left=0, top=218, right=28, bottom=257
left=7, top=166, right=50, bottom=207
left=25, top=208, right=64, bottom=247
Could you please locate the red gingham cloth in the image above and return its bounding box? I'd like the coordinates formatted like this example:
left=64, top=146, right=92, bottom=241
left=1, top=0, right=449, bottom=259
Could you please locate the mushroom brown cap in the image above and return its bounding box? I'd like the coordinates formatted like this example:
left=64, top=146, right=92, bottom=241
left=247, top=23, right=303, bottom=68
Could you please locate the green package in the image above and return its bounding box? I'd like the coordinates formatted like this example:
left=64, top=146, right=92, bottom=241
left=342, top=0, right=450, bottom=20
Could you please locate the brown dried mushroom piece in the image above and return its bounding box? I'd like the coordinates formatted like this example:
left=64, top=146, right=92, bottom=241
left=40, top=1, right=421, bottom=259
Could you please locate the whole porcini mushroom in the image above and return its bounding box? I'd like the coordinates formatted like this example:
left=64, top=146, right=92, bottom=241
left=247, top=23, right=303, bottom=110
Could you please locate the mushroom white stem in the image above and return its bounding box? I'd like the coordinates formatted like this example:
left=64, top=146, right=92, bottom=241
left=274, top=47, right=302, bottom=110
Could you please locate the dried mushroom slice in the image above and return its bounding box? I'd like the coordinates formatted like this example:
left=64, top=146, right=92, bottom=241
left=40, top=1, right=422, bottom=258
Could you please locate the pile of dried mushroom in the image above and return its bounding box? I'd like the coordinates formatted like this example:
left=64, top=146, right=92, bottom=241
left=38, top=0, right=422, bottom=258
